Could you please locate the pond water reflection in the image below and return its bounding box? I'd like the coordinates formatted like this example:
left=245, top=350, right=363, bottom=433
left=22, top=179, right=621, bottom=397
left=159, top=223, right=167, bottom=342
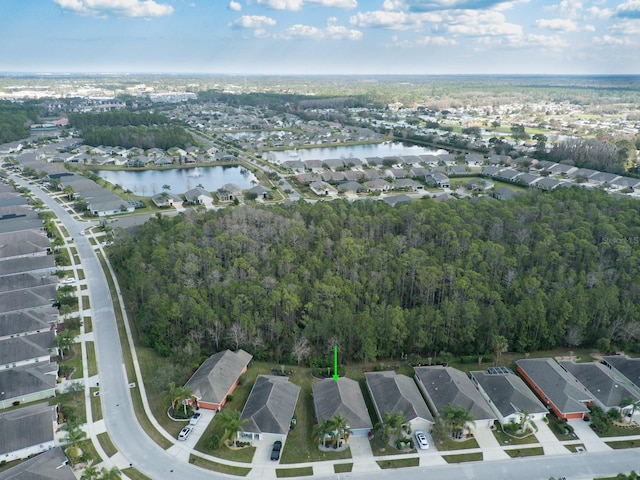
left=95, top=166, right=256, bottom=196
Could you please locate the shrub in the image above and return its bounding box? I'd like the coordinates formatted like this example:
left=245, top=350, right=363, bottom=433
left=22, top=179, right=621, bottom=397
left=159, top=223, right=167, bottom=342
left=208, top=434, right=220, bottom=450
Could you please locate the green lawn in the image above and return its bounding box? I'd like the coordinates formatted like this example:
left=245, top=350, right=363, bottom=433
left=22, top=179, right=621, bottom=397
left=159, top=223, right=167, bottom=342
left=606, top=439, right=640, bottom=449
left=276, top=467, right=314, bottom=477
left=90, top=387, right=102, bottom=421
left=544, top=415, right=580, bottom=441
left=97, top=432, right=118, bottom=457
left=121, top=467, right=153, bottom=480
left=432, top=436, right=480, bottom=451
left=86, top=341, right=98, bottom=376
left=492, top=425, right=539, bottom=446
left=376, top=457, right=420, bottom=469
left=442, top=452, right=483, bottom=463
left=82, top=296, right=90, bottom=310
left=334, top=463, right=353, bottom=473
left=564, top=443, right=585, bottom=453
left=188, top=454, right=251, bottom=477
left=60, top=344, right=83, bottom=380
left=84, top=316, right=92, bottom=333
left=598, top=424, right=640, bottom=437
left=505, top=447, right=544, bottom=458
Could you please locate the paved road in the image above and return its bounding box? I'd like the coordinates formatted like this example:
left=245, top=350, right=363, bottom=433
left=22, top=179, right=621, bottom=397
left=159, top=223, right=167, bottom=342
left=11, top=174, right=640, bottom=480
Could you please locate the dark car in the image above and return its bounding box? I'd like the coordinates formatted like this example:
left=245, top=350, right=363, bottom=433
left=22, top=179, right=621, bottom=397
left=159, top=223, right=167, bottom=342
left=270, top=440, right=282, bottom=461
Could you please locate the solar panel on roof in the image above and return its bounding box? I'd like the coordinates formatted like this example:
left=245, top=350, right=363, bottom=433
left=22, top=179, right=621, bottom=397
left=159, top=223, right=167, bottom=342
left=487, top=366, right=513, bottom=375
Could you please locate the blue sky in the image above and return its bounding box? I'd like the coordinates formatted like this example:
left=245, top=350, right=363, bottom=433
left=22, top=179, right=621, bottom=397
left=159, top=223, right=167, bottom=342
left=0, top=0, right=638, bottom=74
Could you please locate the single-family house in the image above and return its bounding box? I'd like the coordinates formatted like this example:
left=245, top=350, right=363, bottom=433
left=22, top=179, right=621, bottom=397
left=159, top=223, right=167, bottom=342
left=494, top=187, right=518, bottom=200
left=337, top=182, right=363, bottom=194
left=516, top=173, right=542, bottom=187
left=516, top=358, right=591, bottom=420
left=495, top=169, right=521, bottom=182
left=323, top=158, right=345, bottom=170
left=536, top=177, right=561, bottom=190
left=218, top=184, right=243, bottom=202
left=312, top=377, right=372, bottom=437
left=567, top=168, right=598, bottom=181
left=467, top=178, right=494, bottom=192
left=282, top=160, right=306, bottom=173
left=0, top=362, right=58, bottom=409
left=470, top=367, right=547, bottom=426
left=414, top=366, right=496, bottom=430
left=0, top=308, right=58, bottom=340
left=481, top=166, right=501, bottom=177
left=151, top=192, right=183, bottom=209
left=184, top=188, right=213, bottom=206
left=0, top=403, right=57, bottom=462
left=364, top=157, right=384, bottom=167
left=185, top=349, right=253, bottom=411
left=602, top=355, right=640, bottom=391
left=1, top=332, right=55, bottom=369
left=589, top=172, right=621, bottom=185
left=610, top=177, right=640, bottom=191
left=383, top=194, right=413, bottom=207
left=239, top=375, right=300, bottom=442
left=559, top=360, right=640, bottom=411
left=393, top=179, right=423, bottom=191
left=303, top=159, right=324, bottom=171
left=427, top=173, right=450, bottom=189
left=365, top=371, right=433, bottom=432
left=409, top=167, right=430, bottom=180
left=0, top=446, right=75, bottom=480
left=309, top=182, right=338, bottom=197
left=364, top=179, right=391, bottom=192
left=248, top=184, right=272, bottom=200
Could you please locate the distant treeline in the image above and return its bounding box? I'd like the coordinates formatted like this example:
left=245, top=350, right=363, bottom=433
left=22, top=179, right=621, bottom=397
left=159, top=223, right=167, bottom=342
left=546, top=138, right=638, bottom=175
left=111, top=188, right=640, bottom=369
left=196, top=90, right=383, bottom=112
left=69, top=112, right=194, bottom=150
left=0, top=100, right=41, bottom=144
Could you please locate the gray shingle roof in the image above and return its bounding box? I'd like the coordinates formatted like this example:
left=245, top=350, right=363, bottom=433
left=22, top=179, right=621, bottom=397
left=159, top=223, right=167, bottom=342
left=0, top=446, right=75, bottom=480
left=516, top=358, right=590, bottom=415
left=185, top=349, right=252, bottom=404
left=0, top=255, right=56, bottom=276
left=0, top=362, right=58, bottom=401
left=365, top=371, right=433, bottom=423
left=0, top=332, right=55, bottom=365
left=0, top=403, right=56, bottom=456
left=602, top=355, right=640, bottom=390
left=312, top=377, right=372, bottom=430
left=0, top=230, right=49, bottom=260
left=0, top=307, right=58, bottom=338
left=240, top=375, right=300, bottom=435
left=559, top=361, right=640, bottom=409
left=414, top=366, right=495, bottom=421
left=470, top=370, right=547, bottom=419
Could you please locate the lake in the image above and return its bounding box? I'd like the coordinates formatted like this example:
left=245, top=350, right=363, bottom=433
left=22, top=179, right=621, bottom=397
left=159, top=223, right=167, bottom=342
left=264, top=141, right=446, bottom=164
left=95, top=166, right=257, bottom=197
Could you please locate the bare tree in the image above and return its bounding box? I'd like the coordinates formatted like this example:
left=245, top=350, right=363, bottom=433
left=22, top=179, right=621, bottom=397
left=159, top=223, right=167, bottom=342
left=565, top=326, right=583, bottom=348
left=227, top=321, right=247, bottom=350
left=292, top=336, right=311, bottom=366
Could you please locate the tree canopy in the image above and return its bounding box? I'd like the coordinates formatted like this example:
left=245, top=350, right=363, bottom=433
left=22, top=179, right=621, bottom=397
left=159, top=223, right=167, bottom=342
left=111, top=188, right=640, bottom=368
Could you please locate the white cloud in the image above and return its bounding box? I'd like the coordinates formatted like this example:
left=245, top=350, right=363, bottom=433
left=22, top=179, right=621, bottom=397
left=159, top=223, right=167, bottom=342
left=307, top=0, right=357, bottom=7
left=278, top=19, right=362, bottom=39
left=615, top=0, right=640, bottom=18
left=390, top=34, right=457, bottom=47
left=544, top=0, right=583, bottom=19
left=256, top=0, right=304, bottom=10
left=53, top=0, right=173, bottom=17
left=587, top=6, right=613, bottom=19
left=349, top=9, right=441, bottom=29
left=229, top=1, right=242, bottom=11
left=231, top=15, right=277, bottom=28
left=610, top=18, right=640, bottom=34
left=535, top=18, right=594, bottom=32
left=593, top=35, right=629, bottom=45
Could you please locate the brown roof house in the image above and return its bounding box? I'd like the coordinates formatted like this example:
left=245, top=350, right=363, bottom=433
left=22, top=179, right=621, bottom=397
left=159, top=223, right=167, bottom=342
left=516, top=358, right=591, bottom=420
left=239, top=375, right=300, bottom=442
left=185, top=349, right=252, bottom=411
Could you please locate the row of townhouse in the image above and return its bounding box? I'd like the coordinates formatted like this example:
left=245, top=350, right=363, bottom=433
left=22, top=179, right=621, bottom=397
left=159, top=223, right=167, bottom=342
left=0, top=178, right=67, bottom=467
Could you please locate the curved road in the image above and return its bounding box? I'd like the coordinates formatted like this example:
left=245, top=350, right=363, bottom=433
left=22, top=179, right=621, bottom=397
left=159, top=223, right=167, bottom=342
left=12, top=173, right=640, bottom=480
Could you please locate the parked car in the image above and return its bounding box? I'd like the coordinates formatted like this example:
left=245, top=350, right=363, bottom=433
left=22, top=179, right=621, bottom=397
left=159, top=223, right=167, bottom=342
left=189, top=412, right=201, bottom=425
left=270, top=440, right=282, bottom=461
left=178, top=426, right=193, bottom=440
left=415, top=431, right=429, bottom=450
left=61, top=277, right=75, bottom=284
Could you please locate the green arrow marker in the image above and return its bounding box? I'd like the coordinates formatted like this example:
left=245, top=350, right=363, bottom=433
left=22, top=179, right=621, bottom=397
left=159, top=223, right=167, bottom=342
left=333, top=345, right=339, bottom=381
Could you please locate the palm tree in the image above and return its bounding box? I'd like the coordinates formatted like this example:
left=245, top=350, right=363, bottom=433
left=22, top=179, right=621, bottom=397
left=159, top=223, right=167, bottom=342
left=162, top=184, right=171, bottom=191
left=81, top=463, right=99, bottom=480
left=492, top=335, right=509, bottom=366
left=622, top=397, right=640, bottom=424
left=329, top=414, right=352, bottom=447
left=312, top=418, right=333, bottom=448
left=442, top=404, right=475, bottom=437
left=55, top=330, right=75, bottom=359
left=64, top=423, right=87, bottom=458
left=98, top=466, right=121, bottom=480
left=217, top=409, right=247, bottom=447
left=165, top=382, right=192, bottom=416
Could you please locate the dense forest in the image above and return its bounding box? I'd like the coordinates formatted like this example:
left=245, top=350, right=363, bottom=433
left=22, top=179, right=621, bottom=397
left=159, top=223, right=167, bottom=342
left=0, top=100, right=41, bottom=143
left=111, top=188, right=640, bottom=368
left=68, top=111, right=195, bottom=149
